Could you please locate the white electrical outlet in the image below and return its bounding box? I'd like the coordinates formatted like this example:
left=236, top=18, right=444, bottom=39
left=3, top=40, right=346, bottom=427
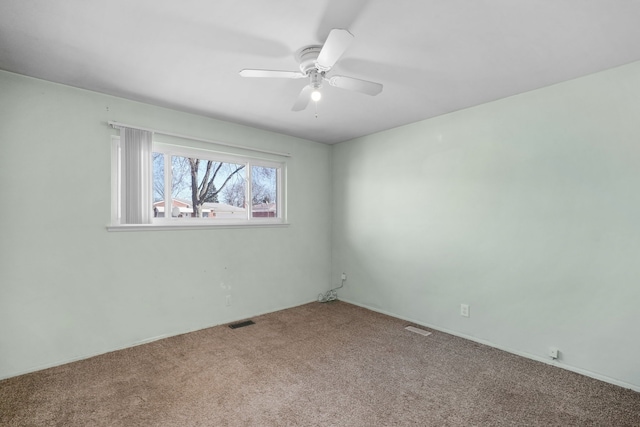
left=460, top=304, right=470, bottom=317
left=341, top=272, right=347, bottom=281
left=549, top=347, right=559, bottom=359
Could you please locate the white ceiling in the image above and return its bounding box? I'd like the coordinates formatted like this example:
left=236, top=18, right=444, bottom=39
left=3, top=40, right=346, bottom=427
left=2, top=0, right=640, bottom=144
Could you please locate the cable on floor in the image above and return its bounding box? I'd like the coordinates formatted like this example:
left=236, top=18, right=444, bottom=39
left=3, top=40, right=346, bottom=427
left=318, top=277, right=345, bottom=303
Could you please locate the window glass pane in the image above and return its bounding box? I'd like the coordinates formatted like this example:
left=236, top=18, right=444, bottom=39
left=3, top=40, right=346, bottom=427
left=251, top=165, right=278, bottom=218
left=167, top=155, right=247, bottom=219
left=152, top=152, right=165, bottom=218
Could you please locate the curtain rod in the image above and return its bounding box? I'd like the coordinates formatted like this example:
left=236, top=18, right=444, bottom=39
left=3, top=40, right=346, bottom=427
left=108, top=121, right=291, bottom=158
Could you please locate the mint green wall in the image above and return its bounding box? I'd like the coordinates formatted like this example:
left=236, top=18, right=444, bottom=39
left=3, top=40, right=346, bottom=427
left=3, top=61, right=640, bottom=390
left=332, top=62, right=640, bottom=390
left=0, top=71, right=332, bottom=379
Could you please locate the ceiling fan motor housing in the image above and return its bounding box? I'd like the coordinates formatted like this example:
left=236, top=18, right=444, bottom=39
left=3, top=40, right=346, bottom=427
left=296, top=46, right=323, bottom=74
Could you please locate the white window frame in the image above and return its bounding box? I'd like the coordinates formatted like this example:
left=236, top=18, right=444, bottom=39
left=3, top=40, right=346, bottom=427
left=109, top=137, right=287, bottom=231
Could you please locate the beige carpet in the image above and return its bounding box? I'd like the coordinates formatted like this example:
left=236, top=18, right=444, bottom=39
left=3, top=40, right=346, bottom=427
left=1, top=301, right=639, bottom=426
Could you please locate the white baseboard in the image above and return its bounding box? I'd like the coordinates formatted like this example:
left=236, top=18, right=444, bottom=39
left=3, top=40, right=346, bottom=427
left=340, top=298, right=640, bottom=393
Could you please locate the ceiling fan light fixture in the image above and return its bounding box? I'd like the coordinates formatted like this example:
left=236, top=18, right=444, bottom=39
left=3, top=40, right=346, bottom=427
left=240, top=29, right=382, bottom=112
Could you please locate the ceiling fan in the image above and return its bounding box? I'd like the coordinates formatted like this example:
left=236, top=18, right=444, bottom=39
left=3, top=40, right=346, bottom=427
left=239, top=29, right=383, bottom=111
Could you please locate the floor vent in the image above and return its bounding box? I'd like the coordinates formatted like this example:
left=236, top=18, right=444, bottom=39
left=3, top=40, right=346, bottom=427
left=228, top=320, right=255, bottom=329
left=405, top=326, right=432, bottom=336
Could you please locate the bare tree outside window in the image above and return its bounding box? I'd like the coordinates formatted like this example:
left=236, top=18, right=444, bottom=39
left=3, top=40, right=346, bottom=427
left=153, top=153, right=246, bottom=218
left=186, top=157, right=245, bottom=217
left=152, top=153, right=192, bottom=202
left=222, top=178, right=247, bottom=208
left=220, top=167, right=277, bottom=208
left=251, top=165, right=277, bottom=217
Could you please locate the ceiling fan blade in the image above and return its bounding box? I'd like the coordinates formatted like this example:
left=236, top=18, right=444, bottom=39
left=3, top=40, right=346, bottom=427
left=316, top=29, right=354, bottom=71
left=239, top=69, right=306, bottom=79
left=326, top=75, right=383, bottom=96
left=316, top=0, right=369, bottom=41
left=292, top=85, right=313, bottom=111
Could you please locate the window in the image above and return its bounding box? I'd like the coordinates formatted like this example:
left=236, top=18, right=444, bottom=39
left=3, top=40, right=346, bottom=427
left=110, top=135, right=286, bottom=229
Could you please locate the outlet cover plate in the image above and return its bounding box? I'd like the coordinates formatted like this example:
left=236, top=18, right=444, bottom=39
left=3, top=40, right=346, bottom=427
left=460, top=304, right=470, bottom=317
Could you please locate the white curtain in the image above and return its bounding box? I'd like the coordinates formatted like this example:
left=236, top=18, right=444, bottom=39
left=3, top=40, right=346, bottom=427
left=121, top=127, right=153, bottom=224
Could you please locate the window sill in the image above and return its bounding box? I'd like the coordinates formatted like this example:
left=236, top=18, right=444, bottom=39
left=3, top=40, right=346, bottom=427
left=107, top=222, right=290, bottom=232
